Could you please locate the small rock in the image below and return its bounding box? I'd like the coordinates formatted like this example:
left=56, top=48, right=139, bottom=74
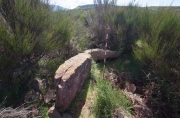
left=106, top=73, right=119, bottom=87
left=125, top=84, right=136, bottom=93
left=24, top=90, right=41, bottom=102
left=44, top=90, right=56, bottom=103
left=47, top=106, right=62, bottom=118
left=29, top=78, right=46, bottom=92
left=111, top=107, right=131, bottom=118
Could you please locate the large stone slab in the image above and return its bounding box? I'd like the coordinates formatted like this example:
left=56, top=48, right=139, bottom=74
left=54, top=53, right=92, bottom=112
left=84, top=48, right=121, bottom=61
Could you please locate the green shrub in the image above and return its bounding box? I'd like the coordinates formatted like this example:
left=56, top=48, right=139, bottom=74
left=114, top=3, right=140, bottom=52
left=88, top=1, right=140, bottom=52
left=133, top=8, right=180, bottom=79
left=88, top=0, right=121, bottom=51
left=0, top=0, right=73, bottom=83
left=133, top=7, right=180, bottom=117
left=91, top=62, right=132, bottom=118
left=46, top=58, right=63, bottom=72
left=40, top=105, right=49, bottom=118
left=68, top=10, right=89, bottom=51
left=79, top=12, right=88, bottom=25
left=92, top=79, right=131, bottom=118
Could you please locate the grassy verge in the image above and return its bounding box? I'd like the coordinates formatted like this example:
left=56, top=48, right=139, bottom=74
left=39, top=105, right=49, bottom=118
left=91, top=79, right=132, bottom=118
left=67, top=60, right=132, bottom=118
left=91, top=61, right=132, bottom=118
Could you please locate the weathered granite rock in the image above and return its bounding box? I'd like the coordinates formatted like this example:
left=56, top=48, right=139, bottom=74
left=54, top=53, right=92, bottom=112
left=84, top=48, right=121, bottom=61
left=48, top=106, right=62, bottom=118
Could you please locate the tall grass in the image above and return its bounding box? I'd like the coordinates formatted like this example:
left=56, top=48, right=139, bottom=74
left=91, top=62, right=132, bottom=118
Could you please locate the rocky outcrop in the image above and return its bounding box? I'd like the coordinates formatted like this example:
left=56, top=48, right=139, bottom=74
left=54, top=53, right=92, bottom=112
left=84, top=48, right=121, bottom=61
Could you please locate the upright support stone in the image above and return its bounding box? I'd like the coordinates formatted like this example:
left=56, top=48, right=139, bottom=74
left=54, top=53, right=92, bottom=112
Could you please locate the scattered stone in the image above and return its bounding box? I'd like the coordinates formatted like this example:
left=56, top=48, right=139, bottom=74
left=54, top=53, right=92, bottom=112
left=47, top=106, right=62, bottom=118
left=31, top=104, right=39, bottom=117
left=123, top=90, right=153, bottom=118
left=44, top=90, right=56, bottom=103
left=24, top=90, right=41, bottom=103
left=84, top=48, right=121, bottom=61
left=105, top=71, right=128, bottom=89
left=29, top=78, right=46, bottom=92
left=125, top=84, right=136, bottom=93
left=111, top=107, right=131, bottom=118
left=106, top=73, right=119, bottom=87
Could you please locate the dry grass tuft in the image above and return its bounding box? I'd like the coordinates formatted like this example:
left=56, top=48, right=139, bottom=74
left=0, top=103, right=40, bottom=118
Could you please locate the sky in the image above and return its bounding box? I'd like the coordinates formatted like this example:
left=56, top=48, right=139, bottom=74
left=48, top=0, right=180, bottom=9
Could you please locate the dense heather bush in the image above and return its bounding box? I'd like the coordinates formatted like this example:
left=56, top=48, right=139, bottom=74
left=87, top=1, right=139, bottom=52
left=133, top=8, right=180, bottom=80
left=87, top=0, right=121, bottom=51
left=133, top=8, right=180, bottom=117
left=0, top=0, right=73, bottom=83
left=114, top=3, right=140, bottom=53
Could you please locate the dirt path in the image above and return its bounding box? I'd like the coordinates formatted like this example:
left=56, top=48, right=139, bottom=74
left=78, top=90, right=95, bottom=118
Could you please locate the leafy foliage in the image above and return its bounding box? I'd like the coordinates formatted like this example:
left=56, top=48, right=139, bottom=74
left=86, top=1, right=140, bottom=52
left=133, top=7, right=180, bottom=117
left=0, top=0, right=73, bottom=83
left=133, top=8, right=180, bottom=79
left=87, top=0, right=122, bottom=51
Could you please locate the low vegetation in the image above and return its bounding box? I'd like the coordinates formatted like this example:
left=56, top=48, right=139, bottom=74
left=67, top=61, right=132, bottom=118
left=91, top=62, right=132, bottom=118
left=0, top=0, right=180, bottom=118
